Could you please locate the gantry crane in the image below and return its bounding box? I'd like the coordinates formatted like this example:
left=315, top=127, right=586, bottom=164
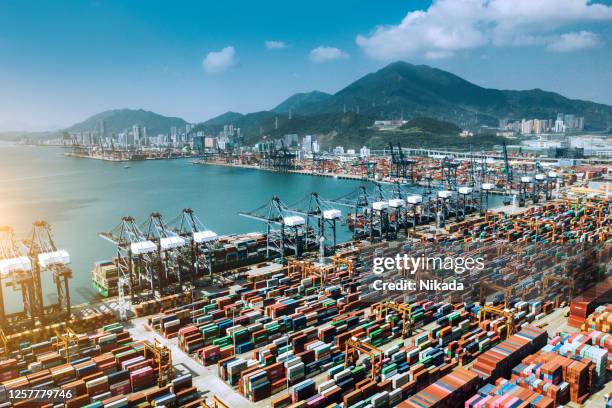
left=286, top=192, right=342, bottom=255
left=479, top=305, right=515, bottom=339
left=170, top=208, right=218, bottom=284
left=376, top=301, right=413, bottom=338
left=0, top=329, right=8, bottom=359
left=240, top=196, right=309, bottom=261
left=0, top=226, right=39, bottom=329
left=142, top=212, right=189, bottom=295
left=502, top=140, right=513, bottom=187
left=289, top=260, right=329, bottom=287
left=143, top=339, right=173, bottom=387
left=55, top=327, right=80, bottom=363
left=542, top=274, right=575, bottom=301
left=479, top=279, right=513, bottom=308
left=397, top=143, right=416, bottom=183
left=345, top=338, right=383, bottom=379
left=99, top=216, right=157, bottom=320
left=26, top=221, right=72, bottom=322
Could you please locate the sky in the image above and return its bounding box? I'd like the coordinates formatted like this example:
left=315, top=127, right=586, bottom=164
left=0, top=0, right=611, bottom=131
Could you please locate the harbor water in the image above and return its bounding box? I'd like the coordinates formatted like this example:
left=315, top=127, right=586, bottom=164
left=0, top=143, right=505, bottom=310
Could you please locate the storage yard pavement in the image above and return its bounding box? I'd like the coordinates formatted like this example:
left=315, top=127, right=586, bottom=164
left=125, top=304, right=601, bottom=408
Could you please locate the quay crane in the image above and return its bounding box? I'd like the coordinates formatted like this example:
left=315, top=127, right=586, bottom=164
left=388, top=143, right=416, bottom=182
left=99, top=216, right=157, bottom=320
left=286, top=192, right=342, bottom=255
left=26, top=221, right=72, bottom=322
left=325, top=185, right=372, bottom=241
left=170, top=208, right=218, bottom=284
left=142, top=212, right=189, bottom=295
left=240, top=196, right=309, bottom=261
left=0, top=226, right=38, bottom=330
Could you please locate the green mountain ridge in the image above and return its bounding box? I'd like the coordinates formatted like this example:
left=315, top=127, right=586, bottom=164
left=283, top=62, right=611, bottom=130
left=65, top=108, right=188, bottom=136
left=272, top=91, right=332, bottom=114
left=59, top=61, right=611, bottom=150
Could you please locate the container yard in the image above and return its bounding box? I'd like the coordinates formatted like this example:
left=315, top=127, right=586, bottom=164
left=0, top=158, right=610, bottom=407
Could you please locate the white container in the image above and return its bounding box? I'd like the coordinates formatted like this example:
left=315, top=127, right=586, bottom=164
left=521, top=176, right=533, bottom=183
left=438, top=190, right=453, bottom=199
left=406, top=195, right=423, bottom=204
left=481, top=183, right=494, bottom=190
left=38, top=250, right=70, bottom=267
left=283, top=215, right=305, bottom=226
left=323, top=209, right=342, bottom=220
left=160, top=236, right=186, bottom=250
left=548, top=171, right=558, bottom=178
left=193, top=230, right=218, bottom=243
left=458, top=187, right=473, bottom=195
left=388, top=199, right=406, bottom=208
left=130, top=240, right=157, bottom=254
left=535, top=174, right=546, bottom=181
left=372, top=201, right=389, bottom=211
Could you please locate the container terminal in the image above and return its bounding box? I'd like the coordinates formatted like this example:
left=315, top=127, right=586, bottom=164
left=0, top=157, right=610, bottom=408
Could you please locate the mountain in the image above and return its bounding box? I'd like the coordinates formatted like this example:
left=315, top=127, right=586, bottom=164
left=65, top=109, right=188, bottom=136
left=202, top=111, right=244, bottom=126
left=272, top=91, right=332, bottom=114
left=283, top=61, right=612, bottom=130
left=197, top=62, right=611, bottom=149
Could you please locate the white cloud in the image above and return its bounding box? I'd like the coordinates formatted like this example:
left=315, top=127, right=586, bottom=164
left=356, top=0, right=612, bottom=60
left=202, top=46, right=236, bottom=73
left=547, top=31, right=600, bottom=52
left=265, top=40, right=288, bottom=49
left=309, top=46, right=349, bottom=63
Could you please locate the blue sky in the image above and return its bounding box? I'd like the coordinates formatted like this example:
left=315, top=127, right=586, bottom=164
left=0, top=0, right=611, bottom=131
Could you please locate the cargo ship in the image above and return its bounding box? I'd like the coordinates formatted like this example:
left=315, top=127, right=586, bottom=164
left=92, top=232, right=269, bottom=298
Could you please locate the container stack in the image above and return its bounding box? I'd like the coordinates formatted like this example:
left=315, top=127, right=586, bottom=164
left=471, top=326, right=548, bottom=382
left=584, top=304, right=612, bottom=332
left=398, top=367, right=480, bottom=407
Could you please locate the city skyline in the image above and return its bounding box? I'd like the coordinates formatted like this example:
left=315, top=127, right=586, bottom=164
left=1, top=0, right=611, bottom=132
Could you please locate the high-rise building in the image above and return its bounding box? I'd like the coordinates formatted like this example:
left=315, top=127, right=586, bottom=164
left=132, top=125, right=141, bottom=145
left=360, top=146, right=370, bottom=158
left=312, top=141, right=320, bottom=153
left=302, top=135, right=313, bottom=152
